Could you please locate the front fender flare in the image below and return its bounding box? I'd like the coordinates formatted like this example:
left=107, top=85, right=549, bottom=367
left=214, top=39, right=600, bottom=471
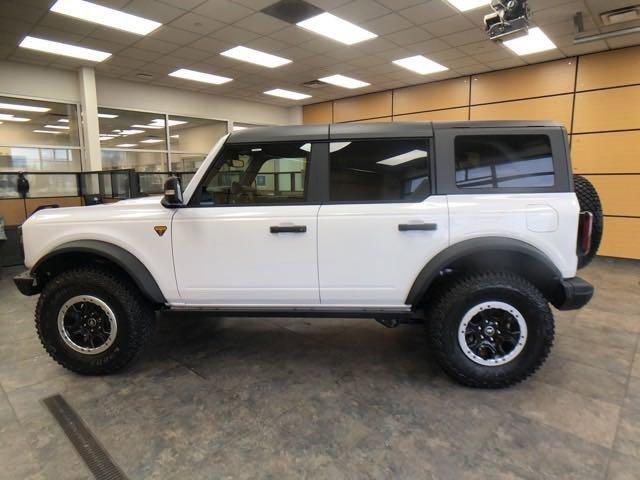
left=32, top=240, right=166, bottom=304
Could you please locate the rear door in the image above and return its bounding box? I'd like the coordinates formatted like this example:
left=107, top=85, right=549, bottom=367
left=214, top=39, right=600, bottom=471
left=317, top=135, right=449, bottom=306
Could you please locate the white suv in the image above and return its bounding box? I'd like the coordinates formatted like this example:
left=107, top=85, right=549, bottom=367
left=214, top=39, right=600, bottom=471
left=14, top=121, right=601, bottom=388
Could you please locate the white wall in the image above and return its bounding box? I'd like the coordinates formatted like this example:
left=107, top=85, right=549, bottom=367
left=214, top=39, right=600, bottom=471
left=0, top=60, right=301, bottom=126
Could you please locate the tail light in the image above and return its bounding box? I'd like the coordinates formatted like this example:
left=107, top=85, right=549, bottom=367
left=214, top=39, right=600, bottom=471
left=578, top=211, right=593, bottom=256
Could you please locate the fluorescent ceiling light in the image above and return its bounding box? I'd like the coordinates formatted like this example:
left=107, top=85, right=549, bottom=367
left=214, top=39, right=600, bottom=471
left=297, top=12, right=377, bottom=45
left=0, top=102, right=50, bottom=112
left=377, top=149, right=427, bottom=166
left=131, top=124, right=164, bottom=129
left=98, top=113, right=118, bottom=118
left=45, top=124, right=69, bottom=130
left=0, top=114, right=30, bottom=122
left=233, top=126, right=247, bottom=131
left=502, top=27, right=557, bottom=55
left=33, top=129, right=61, bottom=134
left=117, top=143, right=137, bottom=147
left=58, top=119, right=69, bottom=123
left=221, top=46, right=291, bottom=68
left=393, top=55, right=448, bottom=75
left=169, top=68, right=232, bottom=85
left=113, top=129, right=144, bottom=135
left=140, top=139, right=163, bottom=144
left=264, top=89, right=311, bottom=100
left=319, top=74, right=370, bottom=89
left=300, top=141, right=351, bottom=153
left=50, top=0, right=161, bottom=35
left=445, top=0, right=491, bottom=12
left=151, top=118, right=187, bottom=127
left=170, top=134, right=180, bottom=138
left=19, top=36, right=111, bottom=62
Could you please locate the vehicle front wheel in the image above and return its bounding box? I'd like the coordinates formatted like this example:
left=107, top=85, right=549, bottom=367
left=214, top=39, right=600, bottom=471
left=427, top=272, right=554, bottom=388
left=35, top=268, right=154, bottom=374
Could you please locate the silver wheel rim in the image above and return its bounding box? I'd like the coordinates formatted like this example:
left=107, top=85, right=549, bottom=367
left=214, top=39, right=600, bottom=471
left=458, top=301, right=527, bottom=367
left=57, top=295, right=117, bottom=355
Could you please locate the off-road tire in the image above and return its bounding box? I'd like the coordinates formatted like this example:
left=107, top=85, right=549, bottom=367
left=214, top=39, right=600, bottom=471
left=574, top=174, right=603, bottom=269
left=35, top=268, right=154, bottom=374
left=427, top=272, right=554, bottom=388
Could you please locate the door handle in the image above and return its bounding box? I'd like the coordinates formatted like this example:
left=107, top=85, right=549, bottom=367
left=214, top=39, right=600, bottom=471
left=270, top=225, right=307, bottom=233
left=398, top=223, right=437, bottom=231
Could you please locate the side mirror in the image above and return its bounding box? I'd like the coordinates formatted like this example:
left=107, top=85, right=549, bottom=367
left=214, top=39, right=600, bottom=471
left=161, top=176, right=183, bottom=208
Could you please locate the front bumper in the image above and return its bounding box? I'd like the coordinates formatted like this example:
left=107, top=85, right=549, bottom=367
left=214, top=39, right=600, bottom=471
left=554, top=277, right=594, bottom=310
left=13, top=271, right=40, bottom=296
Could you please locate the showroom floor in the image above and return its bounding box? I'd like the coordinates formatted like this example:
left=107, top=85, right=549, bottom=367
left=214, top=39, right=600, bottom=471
left=1, top=258, right=639, bottom=480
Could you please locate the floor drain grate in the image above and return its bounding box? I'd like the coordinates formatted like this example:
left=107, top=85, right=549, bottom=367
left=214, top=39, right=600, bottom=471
left=42, top=394, right=128, bottom=480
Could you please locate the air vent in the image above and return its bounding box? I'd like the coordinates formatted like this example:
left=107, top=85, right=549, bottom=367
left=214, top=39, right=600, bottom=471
left=600, top=5, right=640, bottom=25
left=262, top=0, right=323, bottom=24
left=302, top=79, right=329, bottom=88
left=136, top=72, right=153, bottom=79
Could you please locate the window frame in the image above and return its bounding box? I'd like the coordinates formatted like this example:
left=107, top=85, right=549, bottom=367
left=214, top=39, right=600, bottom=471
left=323, top=137, right=435, bottom=205
left=434, top=127, right=571, bottom=195
left=188, top=140, right=320, bottom=207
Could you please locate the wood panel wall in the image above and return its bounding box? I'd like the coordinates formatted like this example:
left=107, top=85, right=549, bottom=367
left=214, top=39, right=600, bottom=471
left=302, top=46, right=640, bottom=260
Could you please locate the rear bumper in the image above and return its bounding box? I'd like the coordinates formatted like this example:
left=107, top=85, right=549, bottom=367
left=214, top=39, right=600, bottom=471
left=553, top=277, right=594, bottom=310
left=13, top=270, right=40, bottom=296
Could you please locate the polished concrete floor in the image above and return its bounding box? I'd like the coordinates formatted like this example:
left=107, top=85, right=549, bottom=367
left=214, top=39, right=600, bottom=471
left=1, top=257, right=639, bottom=479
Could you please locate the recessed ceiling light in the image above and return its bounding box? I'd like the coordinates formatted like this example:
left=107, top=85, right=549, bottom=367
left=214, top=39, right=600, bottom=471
left=392, top=55, right=448, bottom=75
left=0, top=114, right=30, bottom=122
left=99, top=136, right=117, bottom=141
left=58, top=119, right=69, bottom=123
left=45, top=124, right=70, bottom=130
left=131, top=124, right=164, bottom=129
left=319, top=74, right=370, bottom=89
left=445, top=0, right=491, bottom=12
left=113, top=129, right=144, bottom=135
left=297, top=12, right=377, bottom=45
left=377, top=149, right=427, bottom=166
left=169, top=68, right=232, bottom=85
left=151, top=118, right=187, bottom=127
left=33, top=129, right=61, bottom=134
left=0, top=102, right=50, bottom=112
left=98, top=113, right=118, bottom=119
left=140, top=138, right=163, bottom=144
left=50, top=0, right=161, bottom=35
left=502, top=27, right=557, bottom=55
left=264, top=89, right=311, bottom=100
left=19, top=36, right=111, bottom=62
left=233, top=126, right=247, bottom=131
left=221, top=46, right=291, bottom=68
left=116, top=143, right=137, bottom=147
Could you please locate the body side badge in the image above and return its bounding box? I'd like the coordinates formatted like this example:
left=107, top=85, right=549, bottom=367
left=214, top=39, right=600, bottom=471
left=154, top=225, right=167, bottom=237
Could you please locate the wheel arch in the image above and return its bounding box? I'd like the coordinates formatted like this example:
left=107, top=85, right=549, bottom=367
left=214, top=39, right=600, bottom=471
left=32, top=240, right=166, bottom=305
left=406, top=237, right=563, bottom=307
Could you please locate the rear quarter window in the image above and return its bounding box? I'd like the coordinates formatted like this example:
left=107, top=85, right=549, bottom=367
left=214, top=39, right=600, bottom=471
left=455, top=134, right=554, bottom=189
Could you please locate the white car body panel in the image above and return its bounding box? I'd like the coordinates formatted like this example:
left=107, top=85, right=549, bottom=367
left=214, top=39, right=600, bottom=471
left=447, top=192, right=579, bottom=278
left=317, top=197, right=449, bottom=306
left=21, top=196, right=180, bottom=302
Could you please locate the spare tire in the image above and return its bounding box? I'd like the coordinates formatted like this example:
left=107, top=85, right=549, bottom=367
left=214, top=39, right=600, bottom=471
left=574, top=174, right=603, bottom=269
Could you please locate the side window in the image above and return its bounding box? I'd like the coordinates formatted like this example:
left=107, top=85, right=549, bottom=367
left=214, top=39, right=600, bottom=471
left=329, top=139, right=430, bottom=202
left=196, top=142, right=309, bottom=205
left=455, top=135, right=554, bottom=189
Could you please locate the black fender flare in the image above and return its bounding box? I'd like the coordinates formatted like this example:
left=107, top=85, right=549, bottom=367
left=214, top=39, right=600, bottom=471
left=405, top=237, right=563, bottom=305
left=32, top=240, right=166, bottom=304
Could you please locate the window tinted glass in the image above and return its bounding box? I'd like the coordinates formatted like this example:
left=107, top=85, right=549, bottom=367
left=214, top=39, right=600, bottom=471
left=329, top=140, right=430, bottom=202
left=197, top=142, right=308, bottom=205
left=455, top=135, right=554, bottom=189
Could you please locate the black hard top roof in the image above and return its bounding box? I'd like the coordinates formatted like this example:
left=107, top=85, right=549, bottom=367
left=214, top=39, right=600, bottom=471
left=227, top=120, right=564, bottom=144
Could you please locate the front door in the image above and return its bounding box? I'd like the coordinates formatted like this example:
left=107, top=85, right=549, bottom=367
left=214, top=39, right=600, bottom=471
left=317, top=138, right=449, bottom=306
left=172, top=141, right=320, bottom=306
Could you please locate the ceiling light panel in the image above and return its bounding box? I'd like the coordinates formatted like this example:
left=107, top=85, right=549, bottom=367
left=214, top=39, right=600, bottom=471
left=140, top=139, right=163, bottom=144
left=116, top=143, right=137, bottom=147
left=0, top=114, right=30, bottom=122
left=502, top=27, right=557, bottom=55
left=98, top=113, right=118, bottom=119
left=19, top=36, right=111, bottom=62
left=445, top=0, right=491, bottom=12
left=221, top=46, right=291, bottom=68
left=0, top=102, right=50, bottom=112
left=50, top=0, right=161, bottom=35
left=297, top=12, right=377, bottom=45
left=34, top=130, right=61, bottom=134
left=44, top=124, right=70, bottom=130
left=169, top=68, right=232, bottom=85
left=319, top=74, right=370, bottom=89
left=392, top=55, right=448, bottom=75
left=264, top=89, right=311, bottom=100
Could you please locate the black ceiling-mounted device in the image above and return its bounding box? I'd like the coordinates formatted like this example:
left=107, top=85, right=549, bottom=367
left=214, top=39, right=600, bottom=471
left=484, top=0, right=531, bottom=41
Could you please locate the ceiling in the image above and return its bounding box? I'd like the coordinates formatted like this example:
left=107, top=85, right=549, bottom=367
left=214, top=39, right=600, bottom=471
left=1, top=0, right=639, bottom=107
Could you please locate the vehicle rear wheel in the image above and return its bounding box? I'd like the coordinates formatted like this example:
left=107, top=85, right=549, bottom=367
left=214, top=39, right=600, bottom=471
left=427, top=272, right=554, bottom=388
left=574, top=174, right=603, bottom=269
left=35, top=268, right=154, bottom=374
